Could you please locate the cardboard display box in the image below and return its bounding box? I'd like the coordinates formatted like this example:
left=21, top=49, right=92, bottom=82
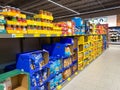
left=0, top=70, right=30, bottom=90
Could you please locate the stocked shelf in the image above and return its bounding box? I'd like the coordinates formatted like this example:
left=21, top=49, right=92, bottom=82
left=0, top=5, right=109, bottom=90
left=0, top=34, right=108, bottom=90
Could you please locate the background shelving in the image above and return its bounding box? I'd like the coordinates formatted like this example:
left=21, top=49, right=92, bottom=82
left=109, top=27, right=120, bottom=44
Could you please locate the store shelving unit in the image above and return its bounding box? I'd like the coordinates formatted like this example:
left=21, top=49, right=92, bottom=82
left=0, top=34, right=108, bottom=90
left=0, top=6, right=108, bottom=90
left=109, top=27, right=120, bottom=44
left=0, top=34, right=107, bottom=38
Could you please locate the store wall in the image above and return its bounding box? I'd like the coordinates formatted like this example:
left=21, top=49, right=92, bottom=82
left=86, top=15, right=117, bottom=27
left=0, top=39, right=21, bottom=64
left=107, top=15, right=117, bottom=27
left=117, top=14, right=120, bottom=26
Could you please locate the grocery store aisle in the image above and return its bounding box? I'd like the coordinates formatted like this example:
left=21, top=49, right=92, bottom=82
left=62, top=45, right=120, bottom=90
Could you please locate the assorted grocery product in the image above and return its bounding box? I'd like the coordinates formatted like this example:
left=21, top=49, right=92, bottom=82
left=0, top=6, right=107, bottom=36
left=77, top=35, right=106, bottom=70
left=0, top=5, right=108, bottom=90
left=0, top=35, right=107, bottom=90
left=0, top=15, right=6, bottom=34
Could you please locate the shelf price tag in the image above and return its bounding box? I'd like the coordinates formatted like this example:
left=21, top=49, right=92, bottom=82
left=81, top=67, right=83, bottom=70
left=67, top=77, right=71, bottom=81
left=56, top=34, right=60, bottom=36
left=46, top=34, right=51, bottom=37
left=34, top=34, right=40, bottom=37
left=12, top=34, right=24, bottom=38
left=75, top=72, right=78, bottom=75
left=64, top=34, right=67, bottom=36
left=57, top=85, right=62, bottom=90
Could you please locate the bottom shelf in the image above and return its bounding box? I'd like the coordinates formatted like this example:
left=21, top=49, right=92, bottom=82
left=0, top=48, right=107, bottom=90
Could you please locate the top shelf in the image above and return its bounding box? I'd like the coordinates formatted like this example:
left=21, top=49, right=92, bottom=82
left=0, top=34, right=107, bottom=38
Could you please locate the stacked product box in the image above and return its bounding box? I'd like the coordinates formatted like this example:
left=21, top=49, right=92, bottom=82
left=43, top=37, right=78, bottom=88
left=0, top=6, right=64, bottom=35
left=16, top=50, right=49, bottom=90
left=2, top=6, right=27, bottom=34
left=56, top=21, right=75, bottom=35
left=48, top=56, right=63, bottom=90
left=29, top=10, right=54, bottom=34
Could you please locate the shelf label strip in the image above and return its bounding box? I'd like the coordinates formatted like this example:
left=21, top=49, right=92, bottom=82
left=34, top=34, right=40, bottom=37
left=12, top=34, right=24, bottom=38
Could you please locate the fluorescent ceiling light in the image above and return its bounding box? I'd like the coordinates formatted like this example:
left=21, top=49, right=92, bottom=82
left=55, top=6, right=120, bottom=19
left=48, top=0, right=80, bottom=14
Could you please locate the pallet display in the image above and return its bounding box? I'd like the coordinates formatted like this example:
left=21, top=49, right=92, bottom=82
left=0, top=5, right=108, bottom=90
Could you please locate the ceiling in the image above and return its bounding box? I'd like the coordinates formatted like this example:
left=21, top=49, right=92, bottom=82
left=0, top=0, right=120, bottom=21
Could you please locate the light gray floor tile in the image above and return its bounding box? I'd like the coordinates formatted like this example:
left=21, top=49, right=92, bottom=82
left=62, top=45, right=120, bottom=90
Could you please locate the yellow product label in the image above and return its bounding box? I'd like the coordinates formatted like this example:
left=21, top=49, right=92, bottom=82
left=46, top=34, right=51, bottom=37
left=56, top=34, right=60, bottom=36
left=81, top=67, right=83, bottom=70
left=64, top=34, right=67, bottom=36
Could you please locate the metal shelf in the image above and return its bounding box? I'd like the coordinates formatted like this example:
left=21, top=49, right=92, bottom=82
left=0, top=34, right=63, bottom=38
left=0, top=34, right=107, bottom=38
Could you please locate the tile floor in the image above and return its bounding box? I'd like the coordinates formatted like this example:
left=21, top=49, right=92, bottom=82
left=62, top=45, right=120, bottom=90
